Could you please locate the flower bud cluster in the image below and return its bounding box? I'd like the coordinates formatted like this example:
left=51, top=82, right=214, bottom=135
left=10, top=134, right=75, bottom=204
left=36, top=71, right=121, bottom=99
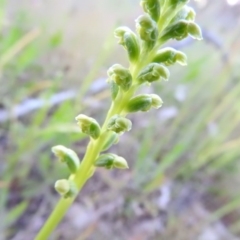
left=52, top=145, right=80, bottom=198
left=49, top=0, right=202, bottom=200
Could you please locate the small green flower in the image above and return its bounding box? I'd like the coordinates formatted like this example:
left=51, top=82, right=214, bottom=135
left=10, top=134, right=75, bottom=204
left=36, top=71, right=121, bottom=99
left=94, top=153, right=115, bottom=169
left=114, top=27, right=140, bottom=62
left=161, top=20, right=189, bottom=41
left=107, top=64, right=132, bottom=92
left=126, top=94, right=163, bottom=113
left=54, top=179, right=78, bottom=199
left=107, top=115, right=132, bottom=133
left=152, top=47, right=187, bottom=66
left=52, top=145, right=80, bottom=173
left=135, top=15, right=158, bottom=49
left=137, top=63, right=170, bottom=83
left=160, top=20, right=202, bottom=42
left=95, top=153, right=129, bottom=169
left=75, top=114, right=101, bottom=139
left=127, top=94, right=153, bottom=112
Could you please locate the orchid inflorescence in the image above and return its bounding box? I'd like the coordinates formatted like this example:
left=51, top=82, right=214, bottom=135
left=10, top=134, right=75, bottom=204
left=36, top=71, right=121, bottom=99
left=36, top=1, right=202, bottom=238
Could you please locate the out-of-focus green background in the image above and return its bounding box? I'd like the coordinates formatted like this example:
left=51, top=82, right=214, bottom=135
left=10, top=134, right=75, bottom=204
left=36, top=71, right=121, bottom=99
left=0, top=0, right=240, bottom=239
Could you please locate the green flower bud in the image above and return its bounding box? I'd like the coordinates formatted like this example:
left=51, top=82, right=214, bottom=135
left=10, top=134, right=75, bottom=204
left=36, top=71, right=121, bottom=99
left=161, top=20, right=189, bottom=42
left=94, top=153, right=115, bottom=169
left=107, top=115, right=132, bottom=133
left=52, top=145, right=80, bottom=173
left=54, top=179, right=78, bottom=199
left=150, top=94, right=163, bottom=109
left=107, top=64, right=132, bottom=92
left=152, top=47, right=187, bottom=66
left=114, top=27, right=140, bottom=62
left=55, top=179, right=70, bottom=195
left=126, top=94, right=152, bottom=112
left=137, top=63, right=170, bottom=83
left=140, top=0, right=160, bottom=22
left=160, top=20, right=202, bottom=42
left=126, top=94, right=163, bottom=113
left=75, top=114, right=101, bottom=139
left=95, top=153, right=129, bottom=169
left=135, top=15, right=158, bottom=49
left=102, top=132, right=119, bottom=151
left=187, top=22, right=203, bottom=40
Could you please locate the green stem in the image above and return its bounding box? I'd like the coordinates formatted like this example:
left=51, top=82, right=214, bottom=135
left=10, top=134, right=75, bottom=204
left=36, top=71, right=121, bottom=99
left=35, top=198, right=73, bottom=240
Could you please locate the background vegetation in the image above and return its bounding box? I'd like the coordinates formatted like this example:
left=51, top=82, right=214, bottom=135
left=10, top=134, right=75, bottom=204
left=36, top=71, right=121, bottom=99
left=0, top=0, right=240, bottom=239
